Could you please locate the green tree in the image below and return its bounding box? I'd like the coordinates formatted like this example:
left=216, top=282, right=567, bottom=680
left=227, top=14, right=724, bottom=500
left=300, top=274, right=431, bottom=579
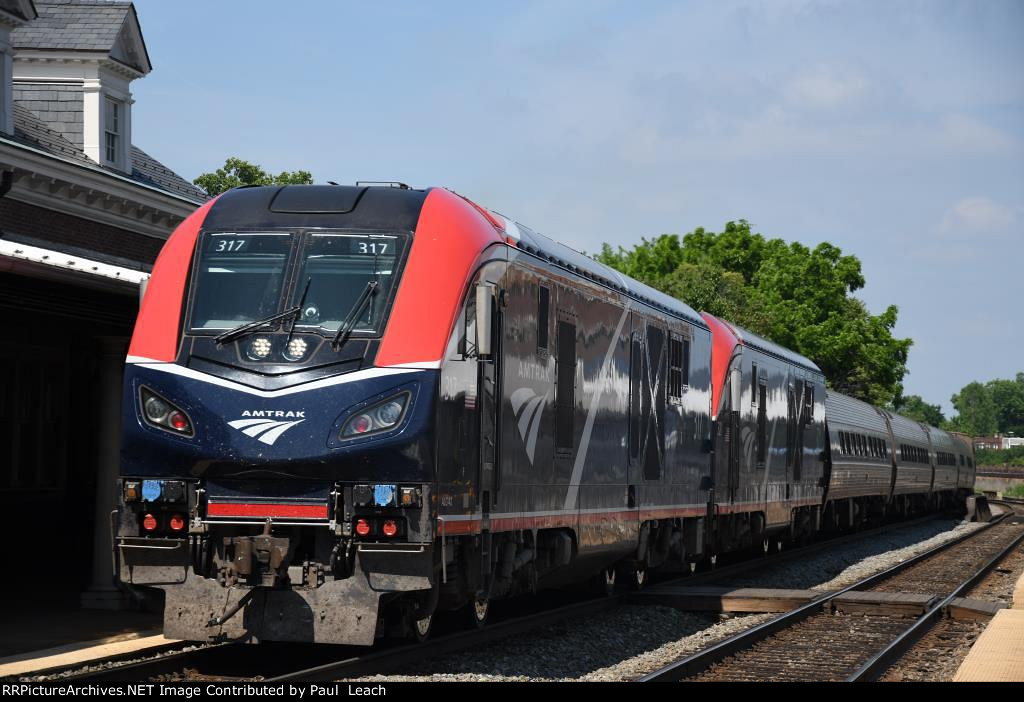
left=946, top=373, right=1024, bottom=436
left=949, top=381, right=999, bottom=436
left=595, top=221, right=912, bottom=406
left=987, top=373, right=1024, bottom=436
left=891, top=394, right=946, bottom=427
left=194, top=157, right=313, bottom=196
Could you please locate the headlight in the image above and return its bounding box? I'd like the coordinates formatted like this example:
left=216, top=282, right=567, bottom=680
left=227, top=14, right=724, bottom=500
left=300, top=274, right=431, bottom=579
left=247, top=336, right=272, bottom=360
left=284, top=337, right=308, bottom=361
left=140, top=387, right=194, bottom=437
left=341, top=392, right=410, bottom=438
left=143, top=396, right=169, bottom=423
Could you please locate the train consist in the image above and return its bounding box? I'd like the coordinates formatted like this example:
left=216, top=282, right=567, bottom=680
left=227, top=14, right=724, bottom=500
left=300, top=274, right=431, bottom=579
left=117, top=184, right=976, bottom=645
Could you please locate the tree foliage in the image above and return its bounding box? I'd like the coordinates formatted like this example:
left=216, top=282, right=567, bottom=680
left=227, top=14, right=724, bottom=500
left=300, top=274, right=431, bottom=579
left=892, top=394, right=946, bottom=427
left=947, top=373, right=1024, bottom=436
left=975, top=445, right=1024, bottom=467
left=595, top=220, right=912, bottom=406
left=194, top=157, right=313, bottom=196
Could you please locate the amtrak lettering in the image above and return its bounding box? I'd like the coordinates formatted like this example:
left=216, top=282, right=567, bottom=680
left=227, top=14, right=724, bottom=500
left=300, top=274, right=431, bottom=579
left=516, top=359, right=552, bottom=383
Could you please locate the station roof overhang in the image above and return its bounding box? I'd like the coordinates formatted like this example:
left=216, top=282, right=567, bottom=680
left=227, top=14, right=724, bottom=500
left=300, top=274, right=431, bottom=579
left=0, top=237, right=147, bottom=297
left=0, top=134, right=201, bottom=240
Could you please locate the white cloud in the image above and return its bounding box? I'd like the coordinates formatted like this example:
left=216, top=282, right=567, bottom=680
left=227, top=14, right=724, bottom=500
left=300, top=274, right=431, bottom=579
left=785, top=65, right=869, bottom=110
left=939, top=196, right=1018, bottom=237
left=933, top=114, right=1020, bottom=155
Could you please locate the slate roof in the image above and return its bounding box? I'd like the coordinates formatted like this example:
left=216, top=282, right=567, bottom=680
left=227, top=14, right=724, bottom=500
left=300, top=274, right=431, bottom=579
left=11, top=104, right=208, bottom=202
left=11, top=0, right=129, bottom=52
left=130, top=146, right=207, bottom=201
left=11, top=103, right=92, bottom=165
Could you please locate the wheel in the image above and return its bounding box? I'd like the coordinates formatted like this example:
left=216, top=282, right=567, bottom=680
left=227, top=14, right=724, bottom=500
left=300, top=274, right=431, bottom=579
left=593, top=567, right=616, bottom=597
left=468, top=596, right=489, bottom=629
left=409, top=611, right=433, bottom=643
left=632, top=563, right=648, bottom=591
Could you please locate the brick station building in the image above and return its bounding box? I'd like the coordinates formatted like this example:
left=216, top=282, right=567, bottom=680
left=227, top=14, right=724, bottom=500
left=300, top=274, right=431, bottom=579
left=0, top=0, right=205, bottom=608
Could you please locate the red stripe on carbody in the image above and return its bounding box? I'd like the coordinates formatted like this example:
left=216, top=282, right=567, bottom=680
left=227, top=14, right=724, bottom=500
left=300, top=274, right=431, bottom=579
left=701, top=312, right=740, bottom=420
left=376, top=188, right=503, bottom=367
left=207, top=502, right=328, bottom=519
left=128, top=198, right=218, bottom=362
left=439, top=498, right=823, bottom=536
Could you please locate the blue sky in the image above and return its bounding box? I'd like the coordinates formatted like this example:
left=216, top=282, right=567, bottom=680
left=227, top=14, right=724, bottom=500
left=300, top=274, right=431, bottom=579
left=131, top=0, right=1023, bottom=415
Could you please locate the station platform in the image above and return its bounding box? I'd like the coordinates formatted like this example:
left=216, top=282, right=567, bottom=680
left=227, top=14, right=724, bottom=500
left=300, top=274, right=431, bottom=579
left=0, top=591, right=164, bottom=678
left=954, top=567, right=1024, bottom=682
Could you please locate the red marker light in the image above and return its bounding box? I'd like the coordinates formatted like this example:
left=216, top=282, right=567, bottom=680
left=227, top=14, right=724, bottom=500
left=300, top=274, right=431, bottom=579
left=355, top=518, right=371, bottom=536
left=142, top=513, right=158, bottom=531
left=352, top=415, right=371, bottom=434
left=169, top=411, right=189, bottom=431
left=169, top=514, right=186, bottom=532
left=382, top=520, right=398, bottom=537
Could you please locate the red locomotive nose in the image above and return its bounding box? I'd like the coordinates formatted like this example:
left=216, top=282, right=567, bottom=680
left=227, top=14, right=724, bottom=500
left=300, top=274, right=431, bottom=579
left=355, top=518, right=371, bottom=536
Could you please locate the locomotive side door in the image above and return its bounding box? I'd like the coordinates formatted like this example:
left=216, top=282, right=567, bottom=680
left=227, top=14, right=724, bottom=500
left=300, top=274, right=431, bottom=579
left=474, top=264, right=507, bottom=523
left=627, top=318, right=642, bottom=505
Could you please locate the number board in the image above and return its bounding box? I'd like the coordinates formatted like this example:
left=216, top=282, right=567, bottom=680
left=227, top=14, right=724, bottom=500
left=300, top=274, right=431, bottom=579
left=206, top=233, right=290, bottom=255
left=346, top=238, right=395, bottom=256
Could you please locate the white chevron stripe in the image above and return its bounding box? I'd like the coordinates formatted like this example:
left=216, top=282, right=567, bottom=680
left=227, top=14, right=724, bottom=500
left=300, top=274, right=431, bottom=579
left=242, top=421, right=287, bottom=438
left=255, top=420, right=305, bottom=445
left=517, top=395, right=544, bottom=440
left=228, top=418, right=280, bottom=431
left=524, top=392, right=548, bottom=463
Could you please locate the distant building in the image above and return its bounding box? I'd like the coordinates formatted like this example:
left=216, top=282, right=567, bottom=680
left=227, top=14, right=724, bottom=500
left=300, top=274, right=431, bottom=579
left=973, top=435, right=1023, bottom=451
left=0, top=0, right=206, bottom=608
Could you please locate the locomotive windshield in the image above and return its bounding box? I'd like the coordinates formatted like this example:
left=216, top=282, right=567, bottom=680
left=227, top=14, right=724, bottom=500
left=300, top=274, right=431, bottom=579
left=292, top=233, right=405, bottom=333
left=188, top=230, right=408, bottom=336
left=190, top=232, right=292, bottom=329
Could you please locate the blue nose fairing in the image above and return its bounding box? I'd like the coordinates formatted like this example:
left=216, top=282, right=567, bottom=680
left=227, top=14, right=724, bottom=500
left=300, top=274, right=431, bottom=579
left=121, top=364, right=436, bottom=482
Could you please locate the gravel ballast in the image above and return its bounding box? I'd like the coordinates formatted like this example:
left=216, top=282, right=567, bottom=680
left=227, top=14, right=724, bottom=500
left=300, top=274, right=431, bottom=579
left=351, top=517, right=984, bottom=682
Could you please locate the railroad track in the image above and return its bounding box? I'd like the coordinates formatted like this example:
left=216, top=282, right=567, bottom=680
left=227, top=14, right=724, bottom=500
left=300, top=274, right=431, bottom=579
left=49, top=511, right=965, bottom=682
left=640, top=503, right=1024, bottom=682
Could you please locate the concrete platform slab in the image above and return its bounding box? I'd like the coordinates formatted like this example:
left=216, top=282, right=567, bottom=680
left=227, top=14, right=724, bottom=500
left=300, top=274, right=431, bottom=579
left=953, top=608, right=1024, bottom=682
left=0, top=595, right=161, bottom=658
left=0, top=632, right=177, bottom=678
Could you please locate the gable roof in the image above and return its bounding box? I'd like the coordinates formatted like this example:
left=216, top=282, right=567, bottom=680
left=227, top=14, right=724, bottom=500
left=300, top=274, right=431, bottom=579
left=11, top=0, right=150, bottom=73
left=0, top=0, right=38, bottom=22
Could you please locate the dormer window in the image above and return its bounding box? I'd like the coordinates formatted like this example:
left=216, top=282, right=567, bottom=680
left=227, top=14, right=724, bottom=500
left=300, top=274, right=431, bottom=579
left=104, top=97, right=122, bottom=166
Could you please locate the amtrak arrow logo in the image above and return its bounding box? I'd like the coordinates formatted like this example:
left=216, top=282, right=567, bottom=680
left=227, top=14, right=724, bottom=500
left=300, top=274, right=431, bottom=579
left=228, top=417, right=305, bottom=446
left=510, top=387, right=549, bottom=464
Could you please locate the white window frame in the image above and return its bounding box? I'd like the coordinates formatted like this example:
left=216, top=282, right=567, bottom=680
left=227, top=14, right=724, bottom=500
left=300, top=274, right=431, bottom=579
left=104, top=96, right=122, bottom=167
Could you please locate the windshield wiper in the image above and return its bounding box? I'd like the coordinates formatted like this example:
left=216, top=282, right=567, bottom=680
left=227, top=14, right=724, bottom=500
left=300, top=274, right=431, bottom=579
left=215, top=305, right=302, bottom=345
left=285, top=277, right=312, bottom=343
left=331, top=280, right=379, bottom=350
left=216, top=277, right=312, bottom=346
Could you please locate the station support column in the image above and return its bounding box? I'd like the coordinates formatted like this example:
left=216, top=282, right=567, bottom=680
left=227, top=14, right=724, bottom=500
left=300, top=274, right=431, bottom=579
left=81, top=336, right=130, bottom=610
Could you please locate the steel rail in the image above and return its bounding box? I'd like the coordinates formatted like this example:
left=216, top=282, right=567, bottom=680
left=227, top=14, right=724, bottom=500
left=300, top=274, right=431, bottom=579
left=56, top=511, right=961, bottom=682
left=266, top=513, right=957, bottom=682
left=849, top=502, right=1024, bottom=681
left=638, top=510, right=1012, bottom=682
